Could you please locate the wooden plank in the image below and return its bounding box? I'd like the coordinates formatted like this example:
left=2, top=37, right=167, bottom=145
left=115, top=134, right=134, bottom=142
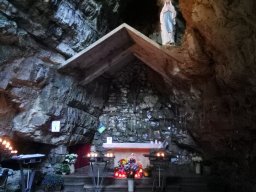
left=80, top=39, right=133, bottom=71
left=79, top=47, right=133, bottom=85
left=124, top=24, right=183, bottom=63
left=131, top=44, right=172, bottom=83
left=59, top=24, right=133, bottom=73
left=105, top=55, right=137, bottom=76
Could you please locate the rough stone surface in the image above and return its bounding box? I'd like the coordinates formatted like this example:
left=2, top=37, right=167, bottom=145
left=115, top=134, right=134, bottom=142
left=93, top=61, right=196, bottom=164
left=0, top=0, right=255, bottom=191
left=0, top=49, right=108, bottom=145
left=0, top=0, right=116, bottom=146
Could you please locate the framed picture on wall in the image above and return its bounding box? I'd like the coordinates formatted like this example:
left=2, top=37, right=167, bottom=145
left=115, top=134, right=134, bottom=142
left=107, top=137, right=112, bottom=144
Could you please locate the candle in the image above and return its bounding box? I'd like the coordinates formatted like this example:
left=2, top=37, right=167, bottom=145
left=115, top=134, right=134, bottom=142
left=97, top=169, right=99, bottom=184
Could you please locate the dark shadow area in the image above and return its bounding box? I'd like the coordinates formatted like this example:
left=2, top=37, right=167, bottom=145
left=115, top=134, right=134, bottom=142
left=118, top=0, right=186, bottom=44
left=12, top=139, right=53, bottom=155
left=172, top=0, right=186, bottom=45
left=118, top=0, right=160, bottom=35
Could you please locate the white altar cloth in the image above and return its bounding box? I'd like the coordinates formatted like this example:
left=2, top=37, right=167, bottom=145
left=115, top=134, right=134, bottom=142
left=103, top=142, right=163, bottom=149
left=103, top=143, right=163, bottom=167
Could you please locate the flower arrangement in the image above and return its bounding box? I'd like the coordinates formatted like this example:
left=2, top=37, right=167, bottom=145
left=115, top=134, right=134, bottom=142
left=41, top=174, right=64, bottom=191
left=114, top=156, right=143, bottom=178
left=64, top=153, right=78, bottom=164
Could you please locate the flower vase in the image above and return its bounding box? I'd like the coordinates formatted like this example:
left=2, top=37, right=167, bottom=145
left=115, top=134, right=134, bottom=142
left=69, top=164, right=75, bottom=174
left=195, top=162, right=201, bottom=174
left=127, top=178, right=134, bottom=192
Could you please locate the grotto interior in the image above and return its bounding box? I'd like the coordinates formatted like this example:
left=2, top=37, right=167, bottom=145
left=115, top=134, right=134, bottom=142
left=0, top=0, right=256, bottom=191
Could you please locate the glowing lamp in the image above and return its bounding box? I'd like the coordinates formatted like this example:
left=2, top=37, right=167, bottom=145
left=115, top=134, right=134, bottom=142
left=105, top=152, right=114, bottom=157
left=11, top=150, right=18, bottom=154
left=5, top=142, right=10, bottom=148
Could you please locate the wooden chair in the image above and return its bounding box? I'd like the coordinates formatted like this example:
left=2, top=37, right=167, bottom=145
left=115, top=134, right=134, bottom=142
left=0, top=169, right=9, bottom=192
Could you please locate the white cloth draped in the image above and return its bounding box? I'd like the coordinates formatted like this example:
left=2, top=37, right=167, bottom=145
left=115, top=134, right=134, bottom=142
left=160, top=2, right=177, bottom=45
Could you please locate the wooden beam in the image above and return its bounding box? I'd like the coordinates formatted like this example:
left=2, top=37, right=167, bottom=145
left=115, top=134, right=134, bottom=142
left=131, top=44, right=172, bottom=82
left=131, top=44, right=191, bottom=90
left=79, top=47, right=133, bottom=86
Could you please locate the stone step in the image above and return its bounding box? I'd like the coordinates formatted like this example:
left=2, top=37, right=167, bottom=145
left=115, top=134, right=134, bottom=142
left=63, top=174, right=210, bottom=192
left=64, top=183, right=209, bottom=192
left=64, top=176, right=207, bottom=185
left=82, top=183, right=208, bottom=192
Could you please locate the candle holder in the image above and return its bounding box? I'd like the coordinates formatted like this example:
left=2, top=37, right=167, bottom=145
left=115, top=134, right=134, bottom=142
left=0, top=137, right=18, bottom=159
left=155, top=151, right=165, bottom=158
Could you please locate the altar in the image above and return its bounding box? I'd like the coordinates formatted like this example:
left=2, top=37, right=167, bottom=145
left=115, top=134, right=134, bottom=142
left=103, top=142, right=163, bottom=167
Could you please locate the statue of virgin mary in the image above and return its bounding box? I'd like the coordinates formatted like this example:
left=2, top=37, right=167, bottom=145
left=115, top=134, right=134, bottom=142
left=160, top=0, right=177, bottom=45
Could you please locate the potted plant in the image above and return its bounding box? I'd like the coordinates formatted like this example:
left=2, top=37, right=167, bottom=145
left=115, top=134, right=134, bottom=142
left=41, top=174, right=64, bottom=192
left=64, top=153, right=78, bottom=164
left=64, top=153, right=78, bottom=174
left=54, top=163, right=70, bottom=175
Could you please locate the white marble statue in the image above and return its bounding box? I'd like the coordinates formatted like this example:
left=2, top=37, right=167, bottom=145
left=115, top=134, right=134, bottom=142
left=160, top=0, right=177, bottom=45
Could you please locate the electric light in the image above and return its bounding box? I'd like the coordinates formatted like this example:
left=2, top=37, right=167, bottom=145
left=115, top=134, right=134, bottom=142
left=0, top=137, right=18, bottom=156
left=5, top=142, right=10, bottom=148
left=105, top=152, right=114, bottom=157
left=87, top=152, right=99, bottom=157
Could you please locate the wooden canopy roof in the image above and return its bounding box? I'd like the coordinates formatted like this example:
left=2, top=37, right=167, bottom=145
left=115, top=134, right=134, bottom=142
left=58, top=23, right=180, bottom=86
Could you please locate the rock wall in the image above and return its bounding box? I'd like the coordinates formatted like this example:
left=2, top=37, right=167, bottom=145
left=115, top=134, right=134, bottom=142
left=0, top=0, right=120, bottom=57
left=0, top=0, right=118, bottom=147
left=175, top=0, right=256, bottom=190
left=0, top=50, right=109, bottom=146
left=93, top=61, right=196, bottom=164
